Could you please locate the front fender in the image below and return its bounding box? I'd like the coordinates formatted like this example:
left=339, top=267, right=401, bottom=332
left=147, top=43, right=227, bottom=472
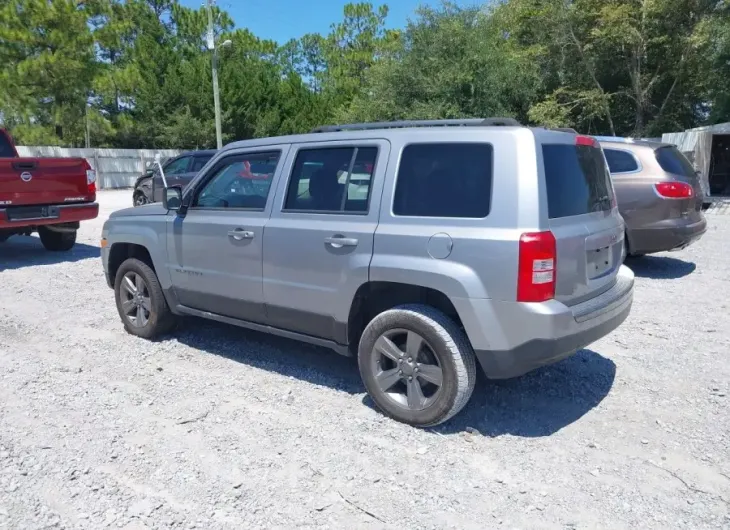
left=104, top=215, right=171, bottom=289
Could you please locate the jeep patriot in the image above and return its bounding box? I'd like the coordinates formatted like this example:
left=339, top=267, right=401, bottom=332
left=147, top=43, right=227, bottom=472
left=101, top=118, right=634, bottom=427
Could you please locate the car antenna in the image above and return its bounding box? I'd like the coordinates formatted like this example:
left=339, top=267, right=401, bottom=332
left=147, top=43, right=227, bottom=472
left=154, top=153, right=169, bottom=188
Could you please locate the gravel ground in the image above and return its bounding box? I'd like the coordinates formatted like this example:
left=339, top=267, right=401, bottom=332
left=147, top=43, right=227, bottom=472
left=1, top=190, right=728, bottom=530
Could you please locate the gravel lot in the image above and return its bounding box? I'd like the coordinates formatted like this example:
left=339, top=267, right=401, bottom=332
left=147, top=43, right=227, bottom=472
left=1, top=190, right=728, bottom=530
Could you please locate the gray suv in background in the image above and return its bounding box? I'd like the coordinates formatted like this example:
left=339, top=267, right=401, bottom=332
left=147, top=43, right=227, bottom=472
left=101, top=119, right=634, bottom=427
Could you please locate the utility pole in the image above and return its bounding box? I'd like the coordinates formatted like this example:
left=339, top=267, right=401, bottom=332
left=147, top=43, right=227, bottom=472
left=206, top=0, right=222, bottom=149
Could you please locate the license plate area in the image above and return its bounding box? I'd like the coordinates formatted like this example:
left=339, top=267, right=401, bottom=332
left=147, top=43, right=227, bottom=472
left=6, top=205, right=60, bottom=222
left=587, top=246, right=612, bottom=279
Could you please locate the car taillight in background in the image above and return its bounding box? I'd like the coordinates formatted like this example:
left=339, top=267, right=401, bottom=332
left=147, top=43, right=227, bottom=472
left=83, top=159, right=97, bottom=195
left=517, top=231, right=557, bottom=303
left=654, top=181, right=693, bottom=199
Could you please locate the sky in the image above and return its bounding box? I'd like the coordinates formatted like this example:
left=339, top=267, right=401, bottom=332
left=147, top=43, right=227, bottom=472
left=179, top=0, right=474, bottom=44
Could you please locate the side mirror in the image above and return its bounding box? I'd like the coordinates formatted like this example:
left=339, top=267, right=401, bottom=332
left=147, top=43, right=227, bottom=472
left=162, top=186, right=183, bottom=211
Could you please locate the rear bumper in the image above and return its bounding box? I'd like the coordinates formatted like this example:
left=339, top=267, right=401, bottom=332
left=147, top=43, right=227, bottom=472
left=453, top=266, right=634, bottom=379
left=629, top=215, right=707, bottom=254
left=0, top=202, right=99, bottom=230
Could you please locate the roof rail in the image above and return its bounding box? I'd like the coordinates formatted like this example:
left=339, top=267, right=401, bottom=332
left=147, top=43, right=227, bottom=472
left=310, top=117, right=521, bottom=133
left=594, top=135, right=635, bottom=143
left=552, top=127, right=578, bottom=133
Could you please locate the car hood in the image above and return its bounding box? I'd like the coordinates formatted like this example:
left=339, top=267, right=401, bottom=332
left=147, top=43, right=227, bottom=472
left=110, top=203, right=168, bottom=218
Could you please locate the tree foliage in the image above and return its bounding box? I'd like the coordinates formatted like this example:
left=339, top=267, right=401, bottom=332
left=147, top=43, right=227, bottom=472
left=0, top=0, right=728, bottom=148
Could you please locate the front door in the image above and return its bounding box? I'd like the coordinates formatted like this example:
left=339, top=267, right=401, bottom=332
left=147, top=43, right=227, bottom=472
left=166, top=148, right=287, bottom=322
left=263, top=140, right=389, bottom=343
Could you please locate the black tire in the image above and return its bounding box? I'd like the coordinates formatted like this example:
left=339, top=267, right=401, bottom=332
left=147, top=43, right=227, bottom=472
left=39, top=228, right=76, bottom=251
left=358, top=304, right=477, bottom=427
left=133, top=190, right=149, bottom=207
left=114, top=258, right=176, bottom=339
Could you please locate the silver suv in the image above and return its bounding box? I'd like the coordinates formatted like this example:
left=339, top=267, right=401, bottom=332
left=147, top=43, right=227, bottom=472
left=101, top=119, right=635, bottom=427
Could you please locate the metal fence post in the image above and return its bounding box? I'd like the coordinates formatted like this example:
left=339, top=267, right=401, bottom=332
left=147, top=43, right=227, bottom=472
left=93, top=149, right=101, bottom=189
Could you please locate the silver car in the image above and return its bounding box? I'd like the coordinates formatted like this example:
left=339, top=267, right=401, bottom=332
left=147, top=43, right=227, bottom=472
left=101, top=119, right=634, bottom=427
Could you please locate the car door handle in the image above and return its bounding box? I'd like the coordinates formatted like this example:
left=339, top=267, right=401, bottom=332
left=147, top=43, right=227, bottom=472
left=324, top=236, right=358, bottom=248
left=228, top=228, right=255, bottom=240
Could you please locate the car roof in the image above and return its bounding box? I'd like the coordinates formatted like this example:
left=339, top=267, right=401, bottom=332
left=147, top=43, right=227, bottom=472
left=596, top=137, right=673, bottom=150
left=179, top=149, right=217, bottom=157
left=221, top=118, right=583, bottom=153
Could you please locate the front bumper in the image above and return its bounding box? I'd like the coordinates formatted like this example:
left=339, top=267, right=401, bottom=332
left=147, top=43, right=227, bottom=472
left=453, top=265, right=634, bottom=379
left=629, top=215, right=707, bottom=254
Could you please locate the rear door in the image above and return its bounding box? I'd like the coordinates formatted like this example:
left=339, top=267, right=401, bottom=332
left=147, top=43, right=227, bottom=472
left=540, top=136, right=624, bottom=305
left=262, top=141, right=387, bottom=344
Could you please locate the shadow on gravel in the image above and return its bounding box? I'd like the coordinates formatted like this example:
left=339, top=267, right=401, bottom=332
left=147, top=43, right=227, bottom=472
left=626, top=255, right=696, bottom=279
left=0, top=236, right=99, bottom=272
left=174, top=320, right=615, bottom=436
left=431, top=348, right=616, bottom=438
left=174, top=319, right=364, bottom=394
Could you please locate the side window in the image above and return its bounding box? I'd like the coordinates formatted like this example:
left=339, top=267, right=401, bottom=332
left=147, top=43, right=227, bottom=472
left=165, top=156, right=191, bottom=175
left=190, top=155, right=212, bottom=173
left=604, top=149, right=639, bottom=173
left=193, top=151, right=280, bottom=210
left=393, top=143, right=493, bottom=218
left=284, top=146, right=378, bottom=213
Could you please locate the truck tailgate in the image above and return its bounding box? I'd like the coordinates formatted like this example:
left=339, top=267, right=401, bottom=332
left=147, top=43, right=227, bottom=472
left=0, top=158, right=93, bottom=206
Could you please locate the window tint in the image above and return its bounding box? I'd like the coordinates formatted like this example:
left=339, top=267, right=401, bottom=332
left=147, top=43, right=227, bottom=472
left=0, top=132, right=14, bottom=157
left=190, top=155, right=212, bottom=173
left=542, top=144, right=614, bottom=218
left=603, top=149, right=639, bottom=173
left=284, top=147, right=377, bottom=213
left=393, top=143, right=492, bottom=218
left=655, top=146, right=695, bottom=177
left=194, top=152, right=279, bottom=209
left=165, top=156, right=191, bottom=175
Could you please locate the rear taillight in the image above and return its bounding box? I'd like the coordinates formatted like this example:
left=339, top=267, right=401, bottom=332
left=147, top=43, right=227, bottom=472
left=654, top=181, right=693, bottom=199
left=83, top=159, right=97, bottom=195
left=517, top=231, right=556, bottom=303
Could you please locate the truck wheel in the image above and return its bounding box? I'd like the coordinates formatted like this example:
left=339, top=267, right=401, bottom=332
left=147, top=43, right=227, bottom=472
left=358, top=304, right=477, bottom=428
left=114, top=258, right=176, bottom=339
left=39, top=228, right=76, bottom=251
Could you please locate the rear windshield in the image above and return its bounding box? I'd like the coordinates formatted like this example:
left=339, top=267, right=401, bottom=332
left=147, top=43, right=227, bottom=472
left=542, top=144, right=614, bottom=218
left=655, top=146, right=695, bottom=177
left=0, top=132, right=15, bottom=157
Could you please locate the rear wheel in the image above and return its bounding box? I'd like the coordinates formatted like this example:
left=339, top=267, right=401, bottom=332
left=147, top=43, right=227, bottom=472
left=114, top=258, right=176, bottom=339
left=358, top=304, right=477, bottom=427
left=39, top=228, right=76, bottom=251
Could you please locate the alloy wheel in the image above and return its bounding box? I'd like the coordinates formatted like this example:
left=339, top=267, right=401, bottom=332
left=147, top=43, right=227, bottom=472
left=370, top=329, right=443, bottom=411
left=120, top=272, right=152, bottom=328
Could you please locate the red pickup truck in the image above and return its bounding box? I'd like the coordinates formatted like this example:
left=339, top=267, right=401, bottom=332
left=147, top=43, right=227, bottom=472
left=0, top=128, right=99, bottom=251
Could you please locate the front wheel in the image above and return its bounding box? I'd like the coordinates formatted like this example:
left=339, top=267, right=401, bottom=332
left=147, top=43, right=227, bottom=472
left=133, top=191, right=149, bottom=207
left=114, top=258, right=176, bottom=339
left=358, top=304, right=477, bottom=427
left=39, top=228, right=76, bottom=251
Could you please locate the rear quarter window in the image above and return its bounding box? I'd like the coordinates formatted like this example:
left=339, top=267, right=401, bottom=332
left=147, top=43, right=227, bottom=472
left=542, top=144, right=614, bottom=218
left=655, top=146, right=695, bottom=177
left=603, top=149, right=639, bottom=173
left=393, top=143, right=493, bottom=218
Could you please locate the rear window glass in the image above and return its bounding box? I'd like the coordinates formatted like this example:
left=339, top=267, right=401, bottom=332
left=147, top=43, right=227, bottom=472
left=0, top=132, right=14, bottom=157
left=393, top=143, right=492, bottom=218
left=603, top=149, right=639, bottom=173
left=655, top=146, right=695, bottom=177
left=542, top=144, right=613, bottom=218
